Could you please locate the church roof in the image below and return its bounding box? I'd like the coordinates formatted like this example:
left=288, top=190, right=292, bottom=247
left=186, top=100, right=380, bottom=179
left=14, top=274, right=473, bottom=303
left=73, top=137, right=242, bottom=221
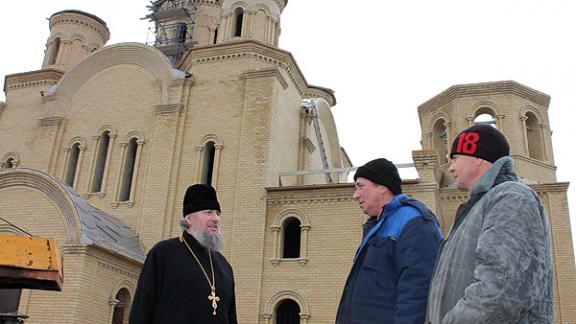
left=61, top=184, right=146, bottom=263
left=50, top=10, right=107, bottom=27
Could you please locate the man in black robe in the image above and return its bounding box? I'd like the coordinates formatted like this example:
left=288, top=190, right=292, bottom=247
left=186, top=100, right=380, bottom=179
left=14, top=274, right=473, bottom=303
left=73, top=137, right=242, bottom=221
left=129, top=184, right=238, bottom=324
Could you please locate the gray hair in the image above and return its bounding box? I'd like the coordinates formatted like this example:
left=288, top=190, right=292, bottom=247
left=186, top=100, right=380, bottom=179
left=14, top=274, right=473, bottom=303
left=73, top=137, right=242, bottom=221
left=179, top=218, right=190, bottom=231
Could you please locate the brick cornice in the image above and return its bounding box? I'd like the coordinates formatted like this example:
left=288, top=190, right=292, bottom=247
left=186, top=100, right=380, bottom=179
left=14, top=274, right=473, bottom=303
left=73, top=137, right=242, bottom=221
left=50, top=11, right=110, bottom=43
left=418, top=80, right=551, bottom=118
left=181, top=40, right=336, bottom=106
left=511, top=154, right=556, bottom=170
left=530, top=182, right=570, bottom=193
left=244, top=68, right=288, bottom=89
left=4, top=69, right=63, bottom=91
left=266, top=184, right=355, bottom=205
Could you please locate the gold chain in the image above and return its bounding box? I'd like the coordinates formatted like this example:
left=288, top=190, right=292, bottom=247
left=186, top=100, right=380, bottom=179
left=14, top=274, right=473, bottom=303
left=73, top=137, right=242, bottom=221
left=180, top=233, right=216, bottom=290
left=180, top=233, right=220, bottom=316
left=180, top=233, right=220, bottom=315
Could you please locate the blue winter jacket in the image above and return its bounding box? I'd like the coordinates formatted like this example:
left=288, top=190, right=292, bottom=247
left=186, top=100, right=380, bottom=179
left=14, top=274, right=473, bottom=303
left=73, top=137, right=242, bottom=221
left=336, top=194, right=443, bottom=324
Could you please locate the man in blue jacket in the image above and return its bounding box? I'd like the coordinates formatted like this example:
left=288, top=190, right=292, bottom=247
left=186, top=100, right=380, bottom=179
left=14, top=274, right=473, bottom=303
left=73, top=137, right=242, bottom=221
left=336, top=158, right=443, bottom=324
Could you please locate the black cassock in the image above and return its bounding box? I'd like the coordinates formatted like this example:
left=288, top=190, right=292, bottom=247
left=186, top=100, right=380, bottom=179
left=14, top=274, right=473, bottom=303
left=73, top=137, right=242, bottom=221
left=129, top=231, right=237, bottom=324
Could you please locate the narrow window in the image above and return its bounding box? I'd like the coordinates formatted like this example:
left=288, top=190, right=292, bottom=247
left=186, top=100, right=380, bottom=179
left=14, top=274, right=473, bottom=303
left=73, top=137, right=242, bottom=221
left=48, top=37, right=60, bottom=65
left=111, top=288, right=130, bottom=324
left=65, top=143, right=81, bottom=186
left=119, top=138, right=138, bottom=202
left=432, top=119, right=448, bottom=164
left=282, top=218, right=301, bottom=259
left=92, top=131, right=110, bottom=192
left=213, top=28, right=219, bottom=44
left=177, top=22, right=187, bottom=43
left=234, top=8, right=244, bottom=37
left=275, top=299, right=300, bottom=324
left=201, top=141, right=216, bottom=185
left=526, top=112, right=544, bottom=160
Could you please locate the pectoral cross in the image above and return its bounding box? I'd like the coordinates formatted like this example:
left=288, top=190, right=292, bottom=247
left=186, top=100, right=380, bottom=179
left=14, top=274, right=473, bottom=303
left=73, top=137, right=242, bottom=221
left=208, top=289, right=220, bottom=316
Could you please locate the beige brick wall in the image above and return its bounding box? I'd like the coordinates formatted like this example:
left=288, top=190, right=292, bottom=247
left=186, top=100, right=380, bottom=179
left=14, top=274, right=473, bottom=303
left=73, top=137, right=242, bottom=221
left=1, top=14, right=575, bottom=324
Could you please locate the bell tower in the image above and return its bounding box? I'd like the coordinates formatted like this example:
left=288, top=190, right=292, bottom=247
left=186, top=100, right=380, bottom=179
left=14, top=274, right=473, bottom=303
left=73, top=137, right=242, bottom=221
left=218, top=0, right=287, bottom=47
left=417, top=80, right=557, bottom=186
left=42, top=10, right=110, bottom=71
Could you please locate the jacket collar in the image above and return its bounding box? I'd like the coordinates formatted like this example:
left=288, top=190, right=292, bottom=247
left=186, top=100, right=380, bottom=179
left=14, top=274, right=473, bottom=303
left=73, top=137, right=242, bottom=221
left=469, top=156, right=518, bottom=197
left=380, top=194, right=407, bottom=218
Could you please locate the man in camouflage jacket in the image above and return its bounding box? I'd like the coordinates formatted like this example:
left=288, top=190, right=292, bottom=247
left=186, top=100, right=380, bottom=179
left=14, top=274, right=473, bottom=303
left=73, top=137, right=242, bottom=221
left=426, top=125, right=553, bottom=324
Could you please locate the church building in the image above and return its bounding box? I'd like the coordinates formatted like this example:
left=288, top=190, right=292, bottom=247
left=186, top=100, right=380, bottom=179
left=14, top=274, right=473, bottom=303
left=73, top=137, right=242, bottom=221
left=1, top=1, right=575, bottom=323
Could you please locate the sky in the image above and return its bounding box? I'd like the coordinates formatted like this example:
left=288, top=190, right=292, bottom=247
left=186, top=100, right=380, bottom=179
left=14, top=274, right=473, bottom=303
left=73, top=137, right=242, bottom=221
left=1, top=1, right=575, bottom=257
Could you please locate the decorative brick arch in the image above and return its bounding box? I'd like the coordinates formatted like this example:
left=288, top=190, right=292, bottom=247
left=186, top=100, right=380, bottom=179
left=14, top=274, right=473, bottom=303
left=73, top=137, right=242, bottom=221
left=222, top=1, right=249, bottom=13
left=69, top=33, right=87, bottom=43
left=0, top=223, right=30, bottom=236
left=45, top=42, right=185, bottom=108
left=469, top=100, right=502, bottom=117
left=262, top=289, right=311, bottom=323
left=110, top=279, right=135, bottom=300
left=108, top=280, right=135, bottom=324
left=1, top=152, right=20, bottom=169
left=271, top=208, right=310, bottom=228
left=0, top=168, right=82, bottom=244
left=253, top=4, right=274, bottom=17
left=428, top=112, right=451, bottom=133
left=467, top=101, right=504, bottom=130
left=520, top=105, right=545, bottom=122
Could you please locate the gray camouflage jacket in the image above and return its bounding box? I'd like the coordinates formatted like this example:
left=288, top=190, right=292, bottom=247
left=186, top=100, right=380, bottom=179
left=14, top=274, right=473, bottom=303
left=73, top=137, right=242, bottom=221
left=426, top=157, right=554, bottom=324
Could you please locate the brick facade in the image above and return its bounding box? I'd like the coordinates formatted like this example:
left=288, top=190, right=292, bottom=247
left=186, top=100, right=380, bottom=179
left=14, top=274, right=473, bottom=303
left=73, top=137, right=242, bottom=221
left=0, top=2, right=574, bottom=323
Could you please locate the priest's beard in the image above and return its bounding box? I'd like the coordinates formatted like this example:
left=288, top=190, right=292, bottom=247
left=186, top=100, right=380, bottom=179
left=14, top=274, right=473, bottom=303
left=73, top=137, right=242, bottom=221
left=189, top=222, right=224, bottom=251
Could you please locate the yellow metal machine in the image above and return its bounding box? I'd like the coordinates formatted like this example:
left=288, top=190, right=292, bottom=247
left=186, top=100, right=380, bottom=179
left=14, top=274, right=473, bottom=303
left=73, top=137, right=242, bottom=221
left=0, top=235, right=62, bottom=291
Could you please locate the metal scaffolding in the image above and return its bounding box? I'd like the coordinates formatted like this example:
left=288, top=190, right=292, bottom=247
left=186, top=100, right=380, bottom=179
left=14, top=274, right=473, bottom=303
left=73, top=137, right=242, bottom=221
left=144, top=0, right=199, bottom=67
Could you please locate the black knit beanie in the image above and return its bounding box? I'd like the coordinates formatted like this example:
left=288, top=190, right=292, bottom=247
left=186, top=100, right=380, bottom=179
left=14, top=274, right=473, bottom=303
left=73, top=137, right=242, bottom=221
left=450, top=124, right=510, bottom=163
left=183, top=184, right=221, bottom=217
left=353, top=158, right=402, bottom=195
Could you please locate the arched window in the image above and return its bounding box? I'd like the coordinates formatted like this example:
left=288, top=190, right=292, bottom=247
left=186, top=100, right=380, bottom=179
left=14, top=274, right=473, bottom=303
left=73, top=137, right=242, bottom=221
left=119, top=138, right=139, bottom=202
left=48, top=37, right=60, bottom=65
left=432, top=119, right=448, bottom=164
left=92, top=131, right=111, bottom=192
left=111, top=288, right=130, bottom=324
left=234, top=8, right=244, bottom=37
left=201, top=141, right=216, bottom=185
left=525, top=111, right=544, bottom=160
left=213, top=28, right=219, bottom=44
left=282, top=217, right=301, bottom=259
left=275, top=299, right=300, bottom=324
left=474, top=112, right=496, bottom=127
left=65, top=143, right=81, bottom=187
left=4, top=158, right=15, bottom=170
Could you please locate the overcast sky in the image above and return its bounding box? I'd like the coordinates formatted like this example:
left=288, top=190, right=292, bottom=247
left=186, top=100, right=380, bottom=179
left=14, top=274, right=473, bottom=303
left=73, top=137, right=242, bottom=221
left=1, top=0, right=575, bottom=258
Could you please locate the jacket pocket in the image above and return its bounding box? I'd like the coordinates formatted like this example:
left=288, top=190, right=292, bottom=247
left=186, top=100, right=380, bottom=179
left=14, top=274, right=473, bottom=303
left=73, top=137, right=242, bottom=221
left=353, top=237, right=397, bottom=306
left=362, top=236, right=396, bottom=273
